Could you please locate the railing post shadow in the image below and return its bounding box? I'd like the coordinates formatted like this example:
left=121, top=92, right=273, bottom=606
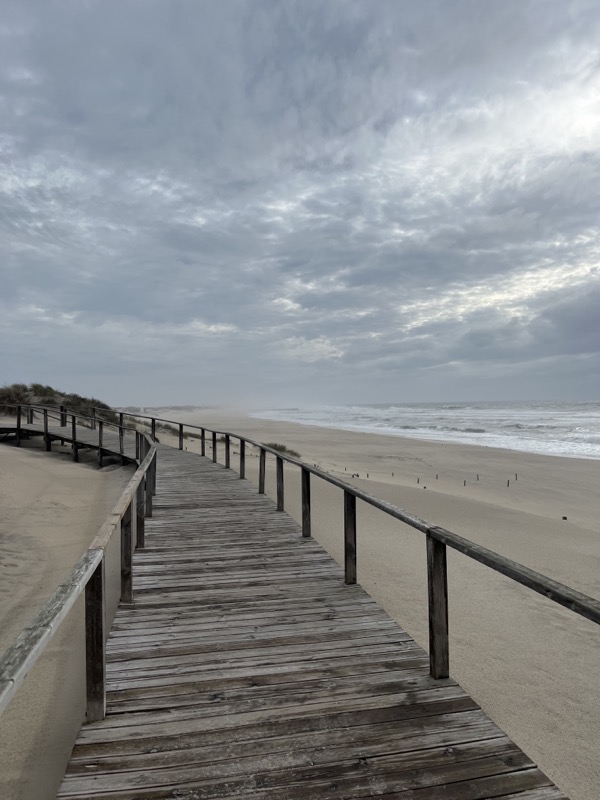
left=225, top=434, right=230, bottom=468
left=258, top=448, right=266, bottom=494
left=239, top=439, right=245, bottom=479
left=120, top=500, right=133, bottom=604
left=427, top=532, right=450, bottom=679
left=344, top=490, right=357, bottom=584
left=302, top=467, right=311, bottom=538
left=85, top=556, right=106, bottom=722
left=276, top=456, right=284, bottom=511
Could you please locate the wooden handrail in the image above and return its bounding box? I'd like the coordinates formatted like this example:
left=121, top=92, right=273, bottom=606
left=0, top=414, right=157, bottom=721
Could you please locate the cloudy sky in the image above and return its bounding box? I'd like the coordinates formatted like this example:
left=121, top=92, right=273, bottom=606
left=1, top=1, right=599, bottom=407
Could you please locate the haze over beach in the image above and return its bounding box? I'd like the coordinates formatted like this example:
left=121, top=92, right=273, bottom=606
left=1, top=2, right=600, bottom=799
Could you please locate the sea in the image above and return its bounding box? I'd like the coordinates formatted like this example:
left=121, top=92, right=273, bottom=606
left=252, top=401, right=600, bottom=460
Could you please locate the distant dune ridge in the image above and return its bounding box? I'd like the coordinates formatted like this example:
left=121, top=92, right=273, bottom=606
left=0, top=382, right=117, bottom=423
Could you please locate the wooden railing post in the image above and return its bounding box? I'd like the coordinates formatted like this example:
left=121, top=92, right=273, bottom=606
left=225, top=434, right=230, bottom=468
left=120, top=500, right=133, bottom=603
left=119, top=423, right=124, bottom=456
left=239, top=439, right=246, bottom=479
left=151, top=418, right=156, bottom=442
left=91, top=407, right=97, bottom=430
left=97, top=420, right=104, bottom=468
left=27, top=406, right=34, bottom=424
left=344, top=490, right=357, bottom=584
left=302, top=467, right=311, bottom=538
left=119, top=412, right=124, bottom=429
left=60, top=404, right=67, bottom=426
left=259, top=448, right=266, bottom=494
left=16, top=405, right=21, bottom=447
left=427, top=533, right=450, bottom=679
left=178, top=423, right=184, bottom=451
left=276, top=456, right=284, bottom=511
left=200, top=428, right=206, bottom=457
left=136, top=480, right=145, bottom=548
left=85, top=557, right=106, bottom=722
left=43, top=408, right=51, bottom=451
left=71, top=415, right=79, bottom=462
left=212, top=431, right=217, bottom=463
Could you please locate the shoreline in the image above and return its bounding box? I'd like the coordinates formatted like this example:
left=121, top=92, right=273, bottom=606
left=251, top=413, right=600, bottom=461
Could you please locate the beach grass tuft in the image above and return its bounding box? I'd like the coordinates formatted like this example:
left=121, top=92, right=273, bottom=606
left=264, top=442, right=301, bottom=458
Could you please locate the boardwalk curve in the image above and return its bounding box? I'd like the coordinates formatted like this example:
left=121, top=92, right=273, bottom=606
left=56, top=446, right=567, bottom=800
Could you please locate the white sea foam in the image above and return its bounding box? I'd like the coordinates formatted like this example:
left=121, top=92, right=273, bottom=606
left=252, top=401, right=600, bottom=459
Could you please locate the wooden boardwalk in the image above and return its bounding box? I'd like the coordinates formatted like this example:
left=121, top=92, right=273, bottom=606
left=13, top=420, right=138, bottom=463
left=53, top=446, right=566, bottom=800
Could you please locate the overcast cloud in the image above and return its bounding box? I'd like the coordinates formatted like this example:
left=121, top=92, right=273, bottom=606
left=1, top=0, right=599, bottom=406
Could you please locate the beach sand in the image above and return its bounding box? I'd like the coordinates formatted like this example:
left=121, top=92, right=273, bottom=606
left=151, top=407, right=600, bottom=800
left=0, top=442, right=133, bottom=800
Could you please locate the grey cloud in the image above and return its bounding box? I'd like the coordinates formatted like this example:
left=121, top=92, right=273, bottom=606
left=1, top=0, right=599, bottom=403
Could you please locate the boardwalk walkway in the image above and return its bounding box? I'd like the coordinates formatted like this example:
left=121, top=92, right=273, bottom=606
left=5, top=419, right=138, bottom=463
left=54, top=446, right=565, bottom=800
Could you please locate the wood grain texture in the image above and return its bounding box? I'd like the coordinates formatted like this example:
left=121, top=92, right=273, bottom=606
left=427, top=534, right=449, bottom=679
left=56, top=445, right=568, bottom=800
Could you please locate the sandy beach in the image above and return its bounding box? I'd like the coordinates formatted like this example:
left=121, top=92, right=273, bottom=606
left=1, top=409, right=598, bottom=800
left=149, top=407, right=600, bottom=800
left=0, top=442, right=133, bottom=800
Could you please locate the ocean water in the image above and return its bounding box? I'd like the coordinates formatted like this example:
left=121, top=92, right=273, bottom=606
left=252, top=401, right=600, bottom=460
